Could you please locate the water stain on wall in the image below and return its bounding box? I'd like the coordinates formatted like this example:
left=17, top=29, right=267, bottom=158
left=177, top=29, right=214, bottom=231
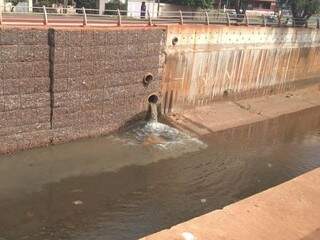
left=162, top=25, right=320, bottom=113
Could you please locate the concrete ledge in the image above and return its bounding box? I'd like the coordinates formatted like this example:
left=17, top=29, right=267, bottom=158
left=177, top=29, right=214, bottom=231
left=168, top=85, right=320, bottom=136
left=141, top=167, right=320, bottom=240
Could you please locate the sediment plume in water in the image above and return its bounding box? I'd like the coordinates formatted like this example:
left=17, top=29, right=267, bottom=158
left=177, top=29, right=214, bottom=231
left=116, top=102, right=207, bottom=160
left=122, top=120, right=207, bottom=154
left=136, top=103, right=206, bottom=152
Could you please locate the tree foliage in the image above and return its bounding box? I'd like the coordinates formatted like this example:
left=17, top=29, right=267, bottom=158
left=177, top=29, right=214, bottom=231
left=32, top=0, right=96, bottom=9
left=105, top=0, right=127, bottom=14
left=33, top=0, right=64, bottom=7
left=287, top=0, right=320, bottom=19
left=75, top=0, right=96, bottom=9
left=180, top=0, right=213, bottom=8
left=161, top=0, right=213, bottom=9
left=233, top=0, right=248, bottom=14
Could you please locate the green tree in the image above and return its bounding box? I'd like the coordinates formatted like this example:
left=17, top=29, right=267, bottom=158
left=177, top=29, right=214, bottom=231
left=105, top=0, right=127, bottom=14
left=12, top=0, right=53, bottom=6
left=234, top=0, right=249, bottom=14
left=75, top=0, right=96, bottom=9
left=179, top=0, right=213, bottom=8
left=33, top=0, right=64, bottom=7
left=287, top=0, right=320, bottom=19
left=161, top=0, right=213, bottom=9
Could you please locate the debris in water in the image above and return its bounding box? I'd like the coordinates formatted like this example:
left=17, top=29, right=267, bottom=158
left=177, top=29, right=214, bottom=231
left=200, top=198, right=207, bottom=204
left=73, top=200, right=83, bottom=206
left=267, top=163, right=272, bottom=168
left=71, top=189, right=83, bottom=193
left=26, top=211, right=34, bottom=218
left=181, top=232, right=197, bottom=240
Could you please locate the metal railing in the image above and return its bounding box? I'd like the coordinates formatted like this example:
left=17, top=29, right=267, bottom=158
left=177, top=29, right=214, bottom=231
left=0, top=5, right=319, bottom=29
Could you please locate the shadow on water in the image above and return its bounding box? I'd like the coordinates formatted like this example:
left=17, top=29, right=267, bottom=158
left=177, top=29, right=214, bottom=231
left=0, top=106, right=320, bottom=240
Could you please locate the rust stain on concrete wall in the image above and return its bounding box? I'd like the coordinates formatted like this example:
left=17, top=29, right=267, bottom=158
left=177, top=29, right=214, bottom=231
left=161, top=25, right=320, bottom=113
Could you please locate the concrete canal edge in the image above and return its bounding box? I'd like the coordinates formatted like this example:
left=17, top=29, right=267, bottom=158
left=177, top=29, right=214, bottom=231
left=141, top=84, right=320, bottom=240
left=166, top=85, right=320, bottom=137
left=140, top=167, right=320, bottom=240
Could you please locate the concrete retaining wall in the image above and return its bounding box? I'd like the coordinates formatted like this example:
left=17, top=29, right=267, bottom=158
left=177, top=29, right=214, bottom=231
left=1, top=24, right=320, bottom=153
left=162, top=25, right=320, bottom=113
left=0, top=27, right=166, bottom=154
left=50, top=28, right=165, bottom=144
left=0, top=28, right=51, bottom=153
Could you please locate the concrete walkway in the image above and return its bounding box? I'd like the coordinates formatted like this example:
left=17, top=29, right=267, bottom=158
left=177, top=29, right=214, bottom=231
left=168, top=85, right=320, bottom=136
left=141, top=167, right=320, bottom=240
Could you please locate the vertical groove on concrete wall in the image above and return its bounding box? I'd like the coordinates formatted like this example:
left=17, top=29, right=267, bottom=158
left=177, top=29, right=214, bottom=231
left=48, top=28, right=55, bottom=132
left=162, top=26, right=320, bottom=113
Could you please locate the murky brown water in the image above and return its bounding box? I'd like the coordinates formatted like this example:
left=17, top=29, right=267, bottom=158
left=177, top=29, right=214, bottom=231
left=0, top=107, right=320, bottom=240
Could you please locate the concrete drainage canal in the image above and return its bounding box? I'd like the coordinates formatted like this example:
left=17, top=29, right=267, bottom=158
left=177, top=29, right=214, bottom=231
left=0, top=107, right=320, bottom=240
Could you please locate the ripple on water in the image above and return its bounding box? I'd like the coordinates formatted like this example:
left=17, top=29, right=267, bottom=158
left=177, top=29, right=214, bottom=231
left=121, top=121, right=207, bottom=154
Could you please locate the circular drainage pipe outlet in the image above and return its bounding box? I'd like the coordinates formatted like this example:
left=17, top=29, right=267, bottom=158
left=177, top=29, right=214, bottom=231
left=143, top=74, right=154, bottom=86
left=172, top=37, right=179, bottom=46
left=148, top=94, right=159, bottom=104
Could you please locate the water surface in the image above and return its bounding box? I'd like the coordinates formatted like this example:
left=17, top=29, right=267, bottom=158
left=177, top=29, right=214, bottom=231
left=0, top=106, right=320, bottom=240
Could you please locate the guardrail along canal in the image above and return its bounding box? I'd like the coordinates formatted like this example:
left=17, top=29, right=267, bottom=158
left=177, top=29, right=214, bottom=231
left=0, top=106, right=320, bottom=240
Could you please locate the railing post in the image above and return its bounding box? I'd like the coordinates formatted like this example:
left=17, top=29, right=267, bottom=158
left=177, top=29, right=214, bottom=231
left=262, top=15, right=266, bottom=27
left=117, top=9, right=121, bottom=26
left=317, top=18, right=320, bottom=29
left=205, top=11, right=209, bottom=25
left=43, top=5, right=48, bottom=26
left=226, top=12, right=230, bottom=26
left=292, top=18, right=295, bottom=27
left=278, top=14, right=281, bottom=27
left=245, top=13, right=249, bottom=26
left=305, top=19, right=308, bottom=28
left=82, top=7, right=87, bottom=26
left=0, top=5, right=2, bottom=25
left=179, top=10, right=183, bottom=25
left=147, top=10, right=152, bottom=26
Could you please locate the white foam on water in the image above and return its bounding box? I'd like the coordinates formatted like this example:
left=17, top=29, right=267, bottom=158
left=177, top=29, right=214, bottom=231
left=121, top=121, right=207, bottom=155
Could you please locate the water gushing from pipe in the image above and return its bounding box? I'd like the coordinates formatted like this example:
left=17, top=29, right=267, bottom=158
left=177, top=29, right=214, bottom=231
left=149, top=103, right=158, bottom=122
